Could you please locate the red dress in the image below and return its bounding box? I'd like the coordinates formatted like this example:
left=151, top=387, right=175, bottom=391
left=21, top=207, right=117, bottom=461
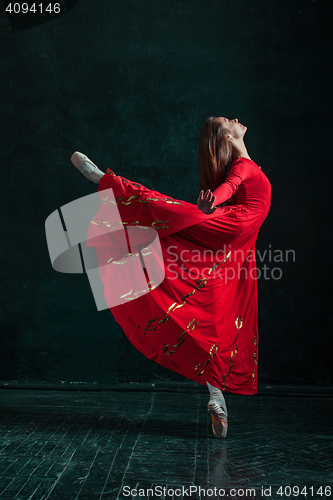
left=86, top=157, right=271, bottom=395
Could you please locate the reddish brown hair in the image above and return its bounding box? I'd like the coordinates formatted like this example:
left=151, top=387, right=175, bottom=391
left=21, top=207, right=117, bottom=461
left=198, top=116, right=233, bottom=192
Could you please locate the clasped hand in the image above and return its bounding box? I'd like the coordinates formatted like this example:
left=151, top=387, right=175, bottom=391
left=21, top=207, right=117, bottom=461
left=197, top=189, right=216, bottom=214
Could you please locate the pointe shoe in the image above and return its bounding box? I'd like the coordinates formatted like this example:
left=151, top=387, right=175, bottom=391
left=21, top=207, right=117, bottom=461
left=207, top=399, right=228, bottom=439
left=71, top=151, right=104, bottom=184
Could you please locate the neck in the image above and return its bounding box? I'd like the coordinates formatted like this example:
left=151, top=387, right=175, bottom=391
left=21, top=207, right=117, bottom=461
left=231, top=138, right=251, bottom=161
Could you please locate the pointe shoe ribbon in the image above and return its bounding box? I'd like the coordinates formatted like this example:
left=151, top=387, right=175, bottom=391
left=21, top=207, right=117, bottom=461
left=207, top=399, right=228, bottom=439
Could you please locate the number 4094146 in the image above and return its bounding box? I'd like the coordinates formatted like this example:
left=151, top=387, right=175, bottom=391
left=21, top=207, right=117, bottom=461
left=6, top=3, right=61, bottom=14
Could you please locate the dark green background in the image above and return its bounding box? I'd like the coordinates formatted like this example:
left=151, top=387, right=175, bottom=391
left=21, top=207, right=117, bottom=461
left=0, top=0, right=332, bottom=387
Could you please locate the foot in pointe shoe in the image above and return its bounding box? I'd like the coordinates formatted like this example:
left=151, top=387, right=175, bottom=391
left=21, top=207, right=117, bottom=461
left=207, top=399, right=228, bottom=439
left=70, top=151, right=104, bottom=184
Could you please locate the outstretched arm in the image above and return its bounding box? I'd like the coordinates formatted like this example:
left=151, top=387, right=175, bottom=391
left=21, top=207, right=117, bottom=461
left=212, top=171, right=243, bottom=205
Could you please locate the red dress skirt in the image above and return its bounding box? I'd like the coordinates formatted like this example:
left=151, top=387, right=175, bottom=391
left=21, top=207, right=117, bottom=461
left=86, top=157, right=271, bottom=395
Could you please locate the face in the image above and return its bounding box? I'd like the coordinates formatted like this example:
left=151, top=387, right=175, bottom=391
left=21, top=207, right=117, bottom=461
left=217, top=117, right=247, bottom=140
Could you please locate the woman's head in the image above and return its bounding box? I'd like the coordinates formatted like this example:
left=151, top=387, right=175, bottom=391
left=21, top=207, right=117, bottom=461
left=198, top=116, right=247, bottom=191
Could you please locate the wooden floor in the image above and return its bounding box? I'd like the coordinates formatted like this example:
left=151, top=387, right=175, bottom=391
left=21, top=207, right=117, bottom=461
left=0, top=384, right=332, bottom=499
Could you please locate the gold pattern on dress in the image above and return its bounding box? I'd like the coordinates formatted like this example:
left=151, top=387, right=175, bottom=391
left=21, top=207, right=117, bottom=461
left=196, top=343, right=219, bottom=376
left=164, top=316, right=200, bottom=356
left=221, top=251, right=232, bottom=263
left=182, top=290, right=196, bottom=301
left=209, top=343, right=218, bottom=356
left=167, top=303, right=177, bottom=314
left=173, top=302, right=186, bottom=312
left=253, top=351, right=257, bottom=365
left=142, top=251, right=152, bottom=256
left=167, top=302, right=186, bottom=314
left=134, top=289, right=148, bottom=297
left=252, top=369, right=256, bottom=383
left=163, top=344, right=170, bottom=353
left=149, top=283, right=160, bottom=291
left=222, top=318, right=243, bottom=389
left=90, top=219, right=120, bottom=229
left=176, top=331, right=185, bottom=343
left=196, top=278, right=208, bottom=289
left=187, top=319, right=199, bottom=331
left=164, top=350, right=174, bottom=356
left=208, top=262, right=220, bottom=275
left=110, top=252, right=140, bottom=265
left=201, top=253, right=231, bottom=279
left=118, top=286, right=150, bottom=303
left=222, top=349, right=236, bottom=386
left=142, top=326, right=157, bottom=333
left=101, top=195, right=110, bottom=204
left=122, top=252, right=132, bottom=259
left=235, top=316, right=244, bottom=329
left=172, top=338, right=186, bottom=349
left=147, top=281, right=159, bottom=292
left=147, top=317, right=157, bottom=328
left=144, top=260, right=218, bottom=345
left=151, top=220, right=169, bottom=230
left=145, top=271, right=210, bottom=335
left=157, top=316, right=171, bottom=324
left=254, top=332, right=257, bottom=345
left=116, top=175, right=129, bottom=184
left=164, top=198, right=183, bottom=206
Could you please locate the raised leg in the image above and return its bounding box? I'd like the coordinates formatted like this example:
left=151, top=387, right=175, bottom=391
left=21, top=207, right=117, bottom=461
left=71, top=151, right=105, bottom=184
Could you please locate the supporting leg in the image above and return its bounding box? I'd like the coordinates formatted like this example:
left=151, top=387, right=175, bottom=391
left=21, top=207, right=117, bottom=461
left=206, top=381, right=228, bottom=439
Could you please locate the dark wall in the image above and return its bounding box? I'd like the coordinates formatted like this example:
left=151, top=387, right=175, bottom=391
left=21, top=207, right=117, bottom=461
left=0, top=0, right=332, bottom=386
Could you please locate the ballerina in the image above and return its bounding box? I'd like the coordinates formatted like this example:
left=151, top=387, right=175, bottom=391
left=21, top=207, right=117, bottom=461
left=70, top=116, right=271, bottom=439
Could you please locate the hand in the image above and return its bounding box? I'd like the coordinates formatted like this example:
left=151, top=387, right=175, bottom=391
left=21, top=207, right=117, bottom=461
left=197, top=189, right=216, bottom=214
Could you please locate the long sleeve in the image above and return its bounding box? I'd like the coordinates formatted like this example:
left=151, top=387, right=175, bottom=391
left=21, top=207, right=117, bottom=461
left=212, top=161, right=251, bottom=206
